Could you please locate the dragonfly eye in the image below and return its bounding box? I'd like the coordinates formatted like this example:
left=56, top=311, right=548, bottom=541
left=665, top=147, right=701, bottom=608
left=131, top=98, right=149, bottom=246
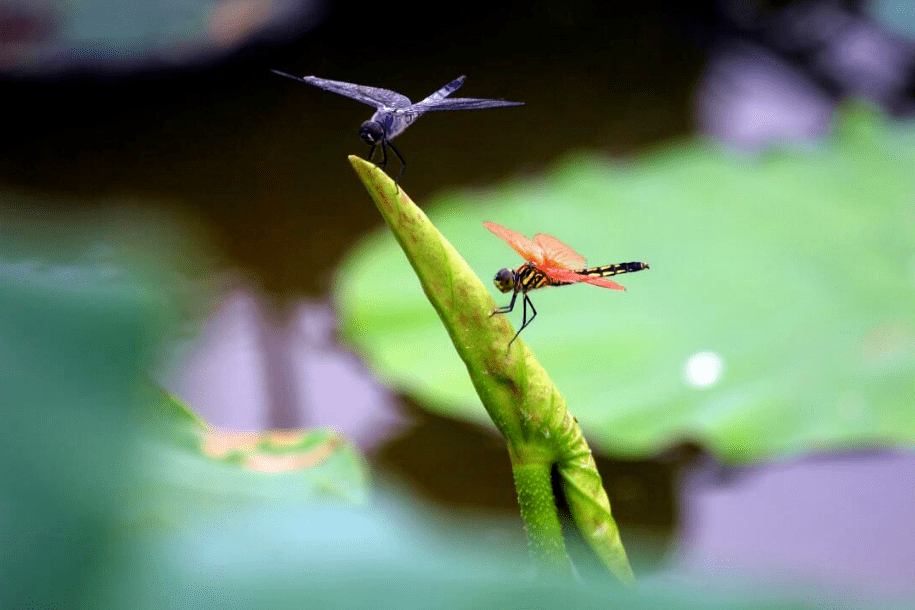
left=493, top=268, right=515, bottom=293
left=359, top=121, right=384, bottom=145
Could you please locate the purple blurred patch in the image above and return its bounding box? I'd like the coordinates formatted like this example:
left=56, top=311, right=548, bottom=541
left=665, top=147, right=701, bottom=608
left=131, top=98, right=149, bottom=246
left=671, top=450, right=915, bottom=600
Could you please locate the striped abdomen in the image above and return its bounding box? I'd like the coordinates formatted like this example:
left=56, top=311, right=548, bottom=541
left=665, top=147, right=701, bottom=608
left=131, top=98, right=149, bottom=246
left=575, top=261, right=649, bottom=279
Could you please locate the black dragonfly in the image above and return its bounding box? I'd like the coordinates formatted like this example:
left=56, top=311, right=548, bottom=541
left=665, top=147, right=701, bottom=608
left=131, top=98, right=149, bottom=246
left=272, top=70, right=524, bottom=183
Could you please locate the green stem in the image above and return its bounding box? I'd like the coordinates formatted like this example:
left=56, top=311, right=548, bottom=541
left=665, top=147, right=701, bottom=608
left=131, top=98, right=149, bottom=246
left=510, top=452, right=571, bottom=577
left=557, top=429, right=635, bottom=585
left=347, top=157, right=633, bottom=584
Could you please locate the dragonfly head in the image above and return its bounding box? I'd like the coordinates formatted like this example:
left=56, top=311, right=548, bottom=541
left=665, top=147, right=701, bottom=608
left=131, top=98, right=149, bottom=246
left=359, top=121, right=385, bottom=145
left=493, top=268, right=515, bottom=294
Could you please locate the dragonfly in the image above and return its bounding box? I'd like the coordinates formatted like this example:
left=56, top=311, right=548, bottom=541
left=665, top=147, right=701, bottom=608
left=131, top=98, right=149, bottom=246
left=483, top=221, right=649, bottom=346
left=271, top=70, right=524, bottom=184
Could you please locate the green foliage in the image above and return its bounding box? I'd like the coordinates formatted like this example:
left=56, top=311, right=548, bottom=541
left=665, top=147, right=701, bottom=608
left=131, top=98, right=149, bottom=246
left=0, top=222, right=173, bottom=609
left=335, top=109, right=915, bottom=463
left=0, top=203, right=368, bottom=608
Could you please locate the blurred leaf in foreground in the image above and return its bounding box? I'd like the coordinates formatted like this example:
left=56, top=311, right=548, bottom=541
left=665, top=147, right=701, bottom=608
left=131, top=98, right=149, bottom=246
left=0, top=200, right=368, bottom=608
left=335, top=108, right=915, bottom=463
left=0, top=203, right=179, bottom=608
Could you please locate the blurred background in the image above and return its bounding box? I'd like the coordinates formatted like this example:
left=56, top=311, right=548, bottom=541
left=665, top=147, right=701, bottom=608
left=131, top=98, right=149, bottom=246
left=2, top=0, right=915, bottom=607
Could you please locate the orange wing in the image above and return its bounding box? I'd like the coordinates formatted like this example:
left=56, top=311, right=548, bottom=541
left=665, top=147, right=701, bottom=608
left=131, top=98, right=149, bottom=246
left=483, top=221, right=544, bottom=264
left=537, top=265, right=586, bottom=283
left=533, top=233, right=586, bottom=269
left=579, top=275, right=626, bottom=291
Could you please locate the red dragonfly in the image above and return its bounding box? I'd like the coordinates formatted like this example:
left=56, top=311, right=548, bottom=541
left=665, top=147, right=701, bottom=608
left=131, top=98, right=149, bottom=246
left=483, top=221, right=649, bottom=345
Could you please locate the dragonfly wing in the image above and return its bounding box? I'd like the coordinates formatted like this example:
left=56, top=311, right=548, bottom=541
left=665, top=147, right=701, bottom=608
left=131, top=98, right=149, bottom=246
left=538, top=265, right=586, bottom=283
left=411, top=97, right=525, bottom=112
left=483, top=221, right=543, bottom=264
left=579, top=275, right=626, bottom=290
left=414, top=76, right=466, bottom=106
left=540, top=266, right=627, bottom=290
left=273, top=71, right=412, bottom=108
left=533, top=233, right=586, bottom=269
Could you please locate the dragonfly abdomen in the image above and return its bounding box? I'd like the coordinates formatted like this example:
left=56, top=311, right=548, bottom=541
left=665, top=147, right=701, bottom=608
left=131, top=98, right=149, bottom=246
left=576, top=261, right=649, bottom=277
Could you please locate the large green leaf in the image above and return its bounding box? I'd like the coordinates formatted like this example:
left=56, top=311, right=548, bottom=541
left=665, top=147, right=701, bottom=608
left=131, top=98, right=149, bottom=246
left=335, top=109, right=915, bottom=463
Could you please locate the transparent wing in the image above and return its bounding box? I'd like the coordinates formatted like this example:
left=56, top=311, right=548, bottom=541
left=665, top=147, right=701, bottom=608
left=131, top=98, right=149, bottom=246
left=483, top=221, right=543, bottom=264
left=413, top=75, right=466, bottom=107
left=533, top=233, right=586, bottom=269
left=411, top=97, right=525, bottom=112
left=272, top=71, right=411, bottom=108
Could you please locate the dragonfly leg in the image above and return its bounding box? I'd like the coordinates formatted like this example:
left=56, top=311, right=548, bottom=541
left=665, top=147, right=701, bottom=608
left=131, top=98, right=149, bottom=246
left=520, top=294, right=537, bottom=331
left=387, top=140, right=407, bottom=185
left=491, top=289, right=518, bottom=315
left=378, top=140, right=389, bottom=171
left=507, top=294, right=536, bottom=347
left=366, top=144, right=377, bottom=162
